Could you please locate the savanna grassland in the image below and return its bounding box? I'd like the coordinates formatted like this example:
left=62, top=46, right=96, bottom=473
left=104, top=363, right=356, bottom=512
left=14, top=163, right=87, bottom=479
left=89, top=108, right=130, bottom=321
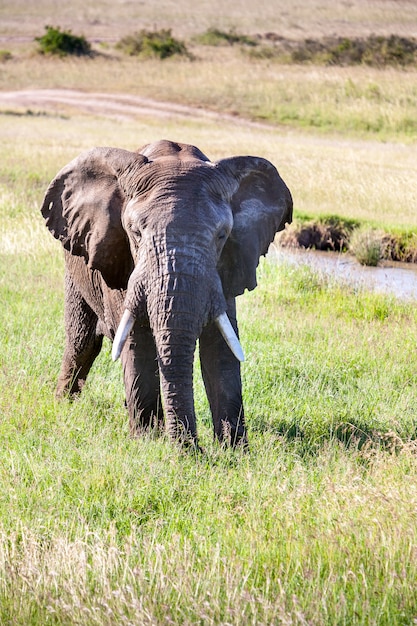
left=1, top=1, right=417, bottom=624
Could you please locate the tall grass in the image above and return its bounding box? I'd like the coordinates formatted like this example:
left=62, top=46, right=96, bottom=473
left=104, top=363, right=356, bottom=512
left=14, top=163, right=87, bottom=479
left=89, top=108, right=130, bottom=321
left=2, top=243, right=417, bottom=624
left=1, top=445, right=417, bottom=624
left=1, top=110, right=417, bottom=623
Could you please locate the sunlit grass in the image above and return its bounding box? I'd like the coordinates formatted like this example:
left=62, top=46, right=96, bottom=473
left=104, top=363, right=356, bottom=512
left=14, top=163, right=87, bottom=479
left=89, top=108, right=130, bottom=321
left=2, top=232, right=417, bottom=623
left=1, top=109, right=416, bottom=232
left=1, top=445, right=417, bottom=625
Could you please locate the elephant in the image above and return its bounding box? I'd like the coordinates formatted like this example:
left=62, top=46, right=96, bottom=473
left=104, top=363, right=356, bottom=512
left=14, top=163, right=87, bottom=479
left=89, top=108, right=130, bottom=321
left=41, top=139, right=292, bottom=448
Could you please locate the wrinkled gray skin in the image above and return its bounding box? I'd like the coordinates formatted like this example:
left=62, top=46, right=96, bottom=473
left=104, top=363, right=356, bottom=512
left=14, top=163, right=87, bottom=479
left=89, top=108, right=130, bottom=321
left=41, top=140, right=292, bottom=447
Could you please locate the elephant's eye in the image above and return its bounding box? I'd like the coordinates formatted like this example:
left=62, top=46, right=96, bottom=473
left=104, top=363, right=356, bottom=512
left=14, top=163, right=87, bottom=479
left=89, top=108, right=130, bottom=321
left=130, top=225, right=142, bottom=241
left=217, top=228, right=228, bottom=242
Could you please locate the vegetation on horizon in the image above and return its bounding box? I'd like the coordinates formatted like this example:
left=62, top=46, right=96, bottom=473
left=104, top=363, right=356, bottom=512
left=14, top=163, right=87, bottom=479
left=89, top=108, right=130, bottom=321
left=35, top=25, right=92, bottom=57
left=115, top=28, right=190, bottom=60
left=34, top=24, right=417, bottom=68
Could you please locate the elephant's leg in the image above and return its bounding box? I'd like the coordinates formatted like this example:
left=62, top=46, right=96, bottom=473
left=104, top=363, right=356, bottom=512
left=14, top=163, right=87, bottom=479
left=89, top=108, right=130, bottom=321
left=56, top=275, right=103, bottom=397
left=199, top=299, right=247, bottom=447
left=120, top=324, right=163, bottom=435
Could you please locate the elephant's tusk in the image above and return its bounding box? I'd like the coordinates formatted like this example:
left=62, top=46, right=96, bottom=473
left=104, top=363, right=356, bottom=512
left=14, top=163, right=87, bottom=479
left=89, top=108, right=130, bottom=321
left=112, top=309, right=136, bottom=361
left=215, top=312, right=245, bottom=362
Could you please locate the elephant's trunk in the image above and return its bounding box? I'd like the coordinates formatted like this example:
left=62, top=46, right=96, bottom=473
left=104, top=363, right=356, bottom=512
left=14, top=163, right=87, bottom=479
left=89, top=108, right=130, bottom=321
left=112, top=243, right=244, bottom=444
left=154, top=328, right=198, bottom=443
left=147, top=270, right=213, bottom=445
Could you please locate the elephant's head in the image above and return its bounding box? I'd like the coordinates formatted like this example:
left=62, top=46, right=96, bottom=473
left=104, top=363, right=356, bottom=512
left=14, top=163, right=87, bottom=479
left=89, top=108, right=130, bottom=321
left=41, top=139, right=292, bottom=442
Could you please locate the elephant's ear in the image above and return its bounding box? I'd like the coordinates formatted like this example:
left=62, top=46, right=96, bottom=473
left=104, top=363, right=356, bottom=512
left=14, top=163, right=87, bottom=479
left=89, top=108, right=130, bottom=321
left=41, top=147, right=147, bottom=289
left=216, top=156, right=293, bottom=298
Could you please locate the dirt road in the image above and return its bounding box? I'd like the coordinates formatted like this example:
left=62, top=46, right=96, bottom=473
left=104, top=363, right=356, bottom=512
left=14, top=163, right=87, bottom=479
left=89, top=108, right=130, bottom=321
left=0, top=88, right=262, bottom=127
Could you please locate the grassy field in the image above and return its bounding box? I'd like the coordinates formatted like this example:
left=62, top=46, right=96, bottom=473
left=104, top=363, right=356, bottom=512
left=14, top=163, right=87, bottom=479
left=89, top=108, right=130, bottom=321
left=1, top=1, right=417, bottom=624
left=1, top=107, right=417, bottom=625
left=1, top=1, right=417, bottom=248
left=2, top=56, right=417, bottom=145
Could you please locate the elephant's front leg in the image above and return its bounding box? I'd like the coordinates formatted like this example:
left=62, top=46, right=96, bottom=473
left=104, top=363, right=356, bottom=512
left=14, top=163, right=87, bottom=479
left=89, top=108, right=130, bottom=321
left=120, top=324, right=164, bottom=435
left=199, top=299, right=247, bottom=447
left=56, top=273, right=103, bottom=397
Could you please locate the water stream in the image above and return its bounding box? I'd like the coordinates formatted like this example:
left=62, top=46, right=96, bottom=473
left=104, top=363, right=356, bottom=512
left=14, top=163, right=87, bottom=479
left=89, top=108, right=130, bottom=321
left=270, top=246, right=417, bottom=301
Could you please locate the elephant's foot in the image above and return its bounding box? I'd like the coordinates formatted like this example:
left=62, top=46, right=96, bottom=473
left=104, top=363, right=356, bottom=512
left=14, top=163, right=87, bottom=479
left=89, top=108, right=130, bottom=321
left=55, top=372, right=86, bottom=399
left=165, top=414, right=200, bottom=450
left=217, top=415, right=248, bottom=449
left=127, top=401, right=165, bottom=438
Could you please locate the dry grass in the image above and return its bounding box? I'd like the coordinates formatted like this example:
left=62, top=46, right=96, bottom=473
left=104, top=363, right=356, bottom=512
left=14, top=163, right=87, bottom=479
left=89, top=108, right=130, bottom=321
left=0, top=114, right=414, bottom=240
left=1, top=0, right=417, bottom=42
left=1, top=50, right=417, bottom=145
left=1, top=108, right=417, bottom=234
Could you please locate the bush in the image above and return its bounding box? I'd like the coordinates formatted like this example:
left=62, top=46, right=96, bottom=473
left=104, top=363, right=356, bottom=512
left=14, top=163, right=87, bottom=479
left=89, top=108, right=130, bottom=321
left=362, top=35, right=417, bottom=66
left=116, top=29, right=190, bottom=59
left=288, top=35, right=417, bottom=67
left=35, top=25, right=91, bottom=57
left=381, top=231, right=417, bottom=263
left=195, top=28, right=257, bottom=47
left=246, top=34, right=417, bottom=67
left=348, top=227, right=386, bottom=266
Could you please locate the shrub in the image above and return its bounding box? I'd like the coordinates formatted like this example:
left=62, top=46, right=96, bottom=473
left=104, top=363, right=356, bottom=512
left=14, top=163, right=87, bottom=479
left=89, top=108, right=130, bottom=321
left=195, top=28, right=257, bottom=47
left=362, top=35, right=417, bottom=66
left=249, top=34, right=417, bottom=67
left=349, top=227, right=386, bottom=266
left=382, top=231, right=417, bottom=263
left=35, top=25, right=91, bottom=57
left=289, top=35, right=417, bottom=67
left=116, top=29, right=190, bottom=59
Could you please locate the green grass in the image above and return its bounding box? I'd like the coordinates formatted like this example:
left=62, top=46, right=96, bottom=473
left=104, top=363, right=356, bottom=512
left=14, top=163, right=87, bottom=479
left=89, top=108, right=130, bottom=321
left=2, top=241, right=417, bottom=624
left=1, top=109, right=417, bottom=623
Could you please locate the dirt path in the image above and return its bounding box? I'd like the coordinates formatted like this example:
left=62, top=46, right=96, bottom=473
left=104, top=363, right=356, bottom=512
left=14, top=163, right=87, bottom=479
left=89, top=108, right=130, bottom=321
left=2, top=88, right=406, bottom=155
left=0, top=88, right=267, bottom=127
